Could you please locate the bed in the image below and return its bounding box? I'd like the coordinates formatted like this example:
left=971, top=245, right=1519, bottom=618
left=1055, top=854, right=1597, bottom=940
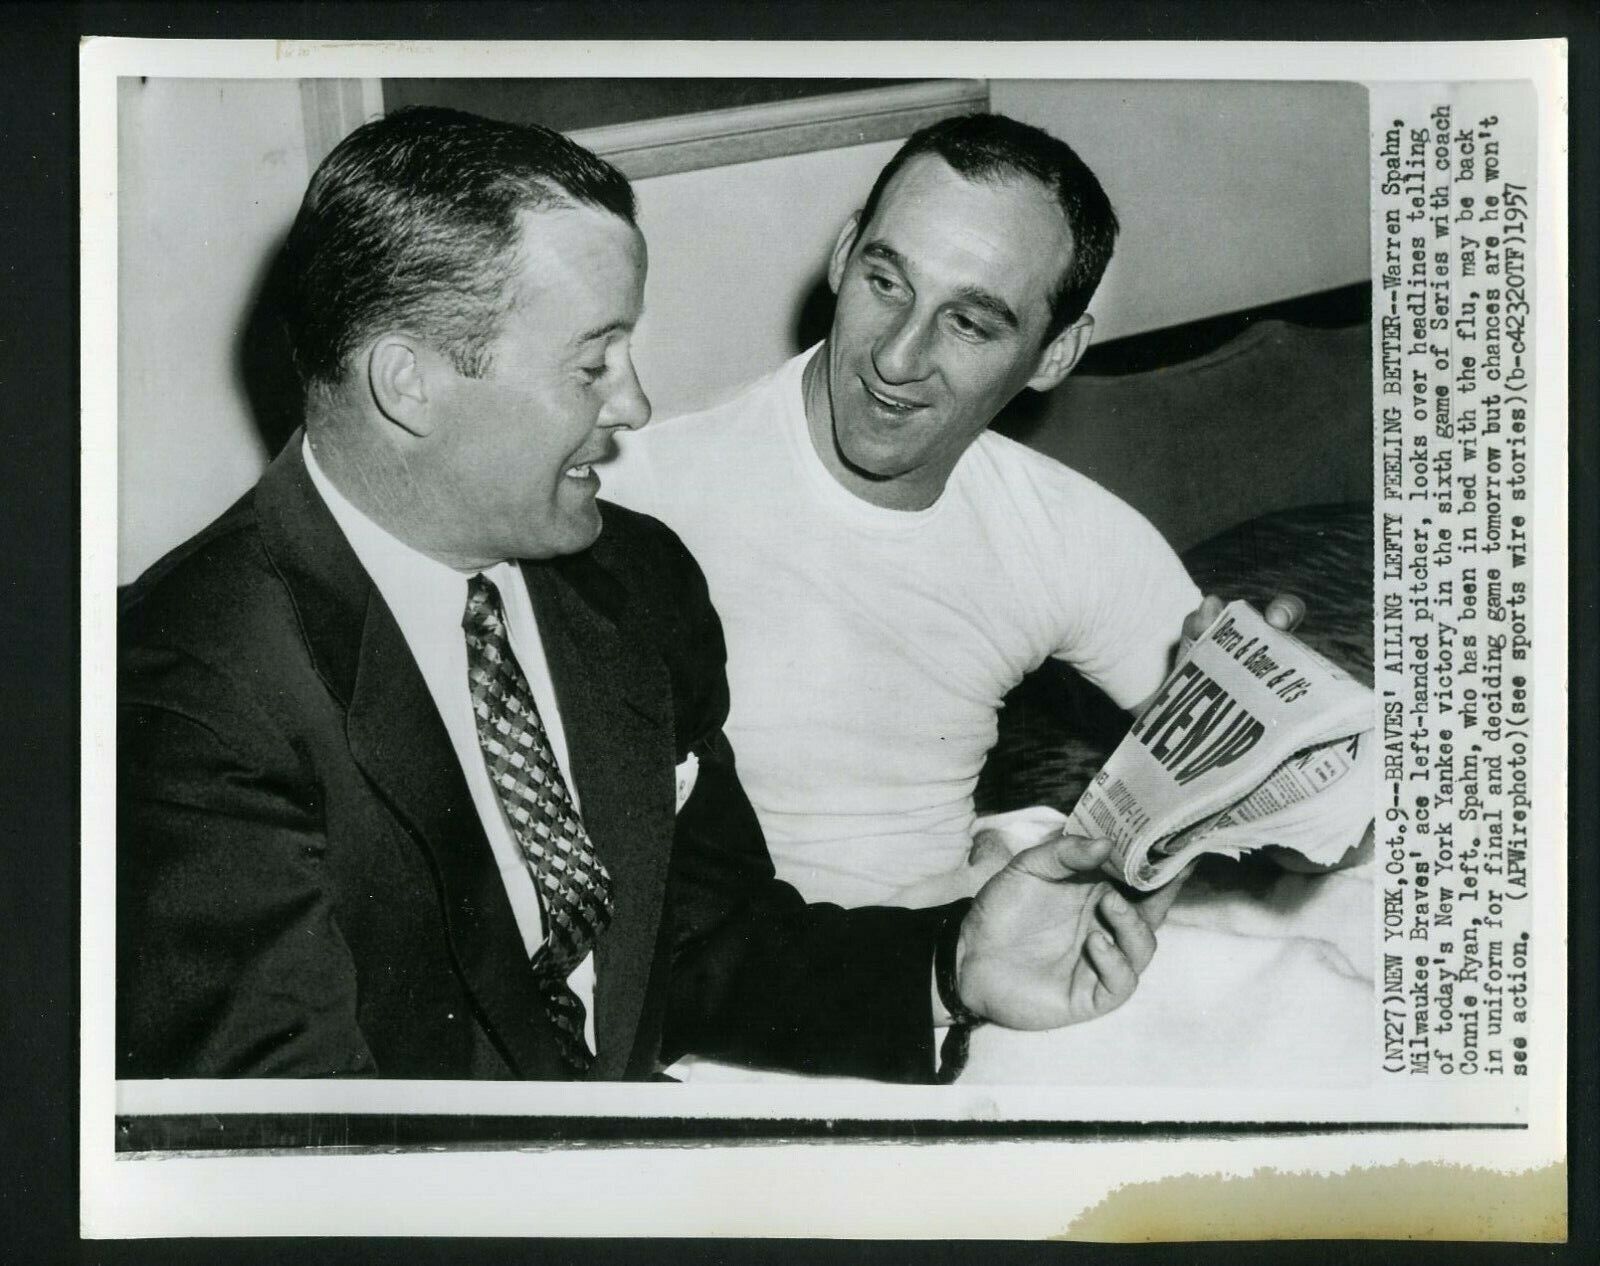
left=962, top=312, right=1376, bottom=1089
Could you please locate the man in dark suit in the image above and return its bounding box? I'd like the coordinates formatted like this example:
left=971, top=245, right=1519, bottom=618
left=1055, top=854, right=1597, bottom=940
left=117, top=107, right=1159, bottom=1082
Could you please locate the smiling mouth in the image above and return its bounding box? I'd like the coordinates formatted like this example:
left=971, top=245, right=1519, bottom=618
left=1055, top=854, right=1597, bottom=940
left=564, top=441, right=616, bottom=481
left=861, top=380, right=925, bottom=414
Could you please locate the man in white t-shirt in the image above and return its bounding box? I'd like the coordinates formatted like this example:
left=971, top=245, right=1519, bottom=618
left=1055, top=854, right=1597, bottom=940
left=604, top=113, right=1303, bottom=911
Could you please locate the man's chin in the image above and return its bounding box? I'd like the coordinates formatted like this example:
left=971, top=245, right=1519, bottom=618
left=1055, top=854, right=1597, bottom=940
left=518, top=508, right=602, bottom=560
left=562, top=512, right=605, bottom=555
left=835, top=428, right=909, bottom=483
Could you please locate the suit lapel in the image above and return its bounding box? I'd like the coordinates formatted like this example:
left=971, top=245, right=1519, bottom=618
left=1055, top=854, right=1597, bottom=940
left=344, top=602, right=570, bottom=1080
left=524, top=554, right=677, bottom=1080
left=256, top=436, right=567, bottom=1079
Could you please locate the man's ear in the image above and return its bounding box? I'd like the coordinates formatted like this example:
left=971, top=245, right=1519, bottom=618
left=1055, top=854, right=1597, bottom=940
left=825, top=211, right=863, bottom=295
left=366, top=335, right=435, bottom=438
left=1026, top=314, right=1095, bottom=393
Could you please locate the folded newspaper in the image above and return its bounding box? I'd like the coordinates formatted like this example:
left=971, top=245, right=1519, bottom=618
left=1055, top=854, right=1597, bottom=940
left=1068, top=600, right=1375, bottom=891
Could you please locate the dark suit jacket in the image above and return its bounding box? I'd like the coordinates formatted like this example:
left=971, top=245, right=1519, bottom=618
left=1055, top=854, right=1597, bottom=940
left=118, top=436, right=953, bottom=1081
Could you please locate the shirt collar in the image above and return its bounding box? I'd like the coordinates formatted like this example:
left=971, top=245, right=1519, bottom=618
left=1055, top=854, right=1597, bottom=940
left=301, top=434, right=500, bottom=629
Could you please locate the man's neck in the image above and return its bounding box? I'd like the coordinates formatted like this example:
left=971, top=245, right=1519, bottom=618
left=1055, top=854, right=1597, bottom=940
left=800, top=344, right=946, bottom=512
left=306, top=427, right=501, bottom=573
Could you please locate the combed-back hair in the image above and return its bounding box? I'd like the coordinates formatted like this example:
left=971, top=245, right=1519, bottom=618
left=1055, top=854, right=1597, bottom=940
left=854, top=113, right=1118, bottom=338
left=280, top=106, right=637, bottom=393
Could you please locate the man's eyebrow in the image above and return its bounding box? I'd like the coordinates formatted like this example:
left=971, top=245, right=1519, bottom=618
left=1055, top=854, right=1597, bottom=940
left=860, top=242, right=907, bottom=271
left=859, top=241, right=1019, bottom=331
left=949, top=286, right=1019, bottom=331
left=573, top=318, right=630, bottom=345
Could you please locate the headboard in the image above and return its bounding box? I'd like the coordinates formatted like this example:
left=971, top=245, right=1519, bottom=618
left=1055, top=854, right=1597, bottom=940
left=997, top=318, right=1373, bottom=553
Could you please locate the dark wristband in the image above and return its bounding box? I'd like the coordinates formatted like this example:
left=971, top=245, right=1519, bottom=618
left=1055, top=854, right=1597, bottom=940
left=934, top=898, right=983, bottom=1027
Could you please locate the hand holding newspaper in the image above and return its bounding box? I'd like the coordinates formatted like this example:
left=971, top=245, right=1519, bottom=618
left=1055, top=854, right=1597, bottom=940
left=1069, top=600, right=1375, bottom=891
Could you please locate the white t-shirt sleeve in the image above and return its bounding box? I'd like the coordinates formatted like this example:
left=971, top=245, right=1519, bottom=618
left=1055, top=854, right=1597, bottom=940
left=1043, top=478, right=1201, bottom=711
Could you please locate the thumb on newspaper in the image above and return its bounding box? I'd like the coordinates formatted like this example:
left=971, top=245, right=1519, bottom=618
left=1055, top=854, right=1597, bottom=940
left=1177, top=591, right=1306, bottom=662
left=1181, top=594, right=1227, bottom=648
left=1033, top=827, right=1189, bottom=930
left=1018, top=831, right=1112, bottom=879
left=1129, top=860, right=1196, bottom=930
left=1264, top=592, right=1307, bottom=631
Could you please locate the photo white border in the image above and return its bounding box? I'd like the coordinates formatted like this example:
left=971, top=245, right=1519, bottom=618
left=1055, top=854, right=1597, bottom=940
left=81, top=36, right=1569, bottom=1239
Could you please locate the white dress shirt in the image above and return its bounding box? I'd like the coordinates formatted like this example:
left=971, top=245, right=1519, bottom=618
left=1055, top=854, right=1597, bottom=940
left=303, top=438, right=598, bottom=1053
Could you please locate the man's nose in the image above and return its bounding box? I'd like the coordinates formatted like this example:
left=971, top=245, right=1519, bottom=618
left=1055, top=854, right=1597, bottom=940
left=872, top=309, right=932, bottom=385
left=600, top=357, right=652, bottom=431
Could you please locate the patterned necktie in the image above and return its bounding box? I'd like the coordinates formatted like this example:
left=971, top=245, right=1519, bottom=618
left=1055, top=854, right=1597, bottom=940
left=463, top=573, right=614, bottom=1073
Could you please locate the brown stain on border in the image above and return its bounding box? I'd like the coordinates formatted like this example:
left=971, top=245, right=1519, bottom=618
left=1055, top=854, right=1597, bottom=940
left=1058, top=1159, right=1566, bottom=1242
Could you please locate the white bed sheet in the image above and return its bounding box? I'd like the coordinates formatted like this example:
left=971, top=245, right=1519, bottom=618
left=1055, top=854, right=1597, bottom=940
left=668, top=805, right=1374, bottom=1089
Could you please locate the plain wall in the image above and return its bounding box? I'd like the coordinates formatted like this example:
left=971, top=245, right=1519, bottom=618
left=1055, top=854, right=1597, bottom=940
left=629, top=139, right=901, bottom=421
left=117, top=78, right=316, bottom=583
left=990, top=79, right=1370, bottom=338
left=116, top=78, right=1368, bottom=582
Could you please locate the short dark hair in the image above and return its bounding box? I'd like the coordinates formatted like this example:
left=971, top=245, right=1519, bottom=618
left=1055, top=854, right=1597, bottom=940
left=280, top=106, right=637, bottom=392
left=854, top=113, right=1118, bottom=339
